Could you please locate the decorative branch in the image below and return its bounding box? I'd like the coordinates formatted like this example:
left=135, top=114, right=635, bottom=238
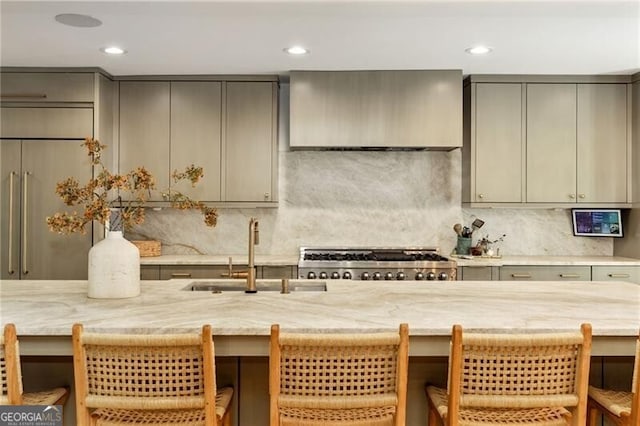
left=46, top=137, right=218, bottom=234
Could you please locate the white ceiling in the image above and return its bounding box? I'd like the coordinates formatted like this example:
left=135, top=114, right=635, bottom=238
left=1, top=1, right=639, bottom=77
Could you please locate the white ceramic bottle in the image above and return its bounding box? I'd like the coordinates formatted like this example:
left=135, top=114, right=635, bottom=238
left=88, top=231, right=140, bottom=298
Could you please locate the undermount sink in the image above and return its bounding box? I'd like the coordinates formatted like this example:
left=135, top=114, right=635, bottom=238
left=182, top=279, right=327, bottom=293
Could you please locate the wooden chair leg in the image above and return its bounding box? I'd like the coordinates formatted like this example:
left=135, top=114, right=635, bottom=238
left=586, top=402, right=599, bottom=426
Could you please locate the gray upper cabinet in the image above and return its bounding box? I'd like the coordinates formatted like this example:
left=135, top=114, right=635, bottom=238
left=463, top=83, right=523, bottom=203
left=118, top=78, right=278, bottom=204
left=463, top=75, right=632, bottom=207
left=224, top=81, right=277, bottom=202
left=576, top=84, right=628, bottom=203
left=119, top=81, right=171, bottom=201
left=290, top=70, right=462, bottom=149
left=0, top=107, right=93, bottom=139
left=0, top=72, right=94, bottom=102
left=526, top=84, right=577, bottom=202
left=170, top=81, right=222, bottom=201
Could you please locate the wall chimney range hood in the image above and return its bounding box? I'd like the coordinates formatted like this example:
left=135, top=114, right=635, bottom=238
left=289, top=70, right=462, bottom=150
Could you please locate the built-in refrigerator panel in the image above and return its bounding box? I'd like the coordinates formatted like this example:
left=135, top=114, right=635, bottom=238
left=1, top=139, right=92, bottom=279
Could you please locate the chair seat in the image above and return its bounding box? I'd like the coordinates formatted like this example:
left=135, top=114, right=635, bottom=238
left=588, top=385, right=632, bottom=417
left=22, top=387, right=69, bottom=406
left=92, top=387, right=233, bottom=426
left=426, top=386, right=571, bottom=426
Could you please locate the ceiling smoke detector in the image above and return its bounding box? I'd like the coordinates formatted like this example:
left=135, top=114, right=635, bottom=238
left=55, top=13, right=102, bottom=28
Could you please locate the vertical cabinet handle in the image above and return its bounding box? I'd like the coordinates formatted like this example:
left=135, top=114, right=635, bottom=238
left=22, top=172, right=30, bottom=275
left=7, top=172, right=16, bottom=275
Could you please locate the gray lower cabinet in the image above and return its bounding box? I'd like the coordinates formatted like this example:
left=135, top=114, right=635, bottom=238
left=499, top=266, right=591, bottom=281
left=591, top=266, right=640, bottom=284
left=261, top=265, right=297, bottom=279
left=141, top=264, right=298, bottom=280
left=459, top=266, right=497, bottom=281
left=140, top=265, right=160, bottom=280
left=159, top=265, right=244, bottom=280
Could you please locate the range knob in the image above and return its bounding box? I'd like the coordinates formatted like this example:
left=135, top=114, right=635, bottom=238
left=438, top=272, right=449, bottom=281
left=384, top=272, right=394, bottom=280
left=307, top=271, right=317, bottom=279
left=319, top=271, right=328, bottom=279
left=426, top=271, right=437, bottom=281
left=361, top=272, right=370, bottom=280
left=342, top=271, right=352, bottom=279
left=396, top=272, right=406, bottom=280
left=415, top=272, right=425, bottom=280
left=330, top=272, right=341, bottom=279
left=372, top=272, right=382, bottom=280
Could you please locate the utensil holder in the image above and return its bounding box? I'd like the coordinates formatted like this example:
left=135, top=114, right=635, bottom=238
left=455, top=236, right=472, bottom=255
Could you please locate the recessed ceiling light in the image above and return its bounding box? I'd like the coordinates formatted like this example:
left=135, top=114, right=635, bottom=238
left=101, top=46, right=127, bottom=55
left=284, top=46, right=309, bottom=56
left=55, top=13, right=102, bottom=28
left=465, top=46, right=493, bottom=55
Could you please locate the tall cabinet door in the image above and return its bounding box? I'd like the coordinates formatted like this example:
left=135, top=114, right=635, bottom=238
left=1, top=140, right=21, bottom=279
left=577, top=84, right=628, bottom=203
left=119, top=81, right=170, bottom=201
left=474, top=83, right=523, bottom=202
left=170, top=82, right=222, bottom=201
left=224, top=82, right=277, bottom=202
left=526, top=84, right=577, bottom=203
left=22, top=140, right=92, bottom=279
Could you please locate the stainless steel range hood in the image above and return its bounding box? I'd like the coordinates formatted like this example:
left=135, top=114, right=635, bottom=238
left=289, top=70, right=462, bottom=150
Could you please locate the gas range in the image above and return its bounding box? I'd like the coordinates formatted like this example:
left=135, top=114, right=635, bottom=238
left=298, top=247, right=457, bottom=281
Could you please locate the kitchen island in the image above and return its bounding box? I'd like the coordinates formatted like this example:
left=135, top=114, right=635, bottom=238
left=2, top=279, right=638, bottom=426
left=2, top=279, right=638, bottom=355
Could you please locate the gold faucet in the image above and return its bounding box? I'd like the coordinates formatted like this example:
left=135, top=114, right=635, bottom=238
left=246, top=217, right=259, bottom=293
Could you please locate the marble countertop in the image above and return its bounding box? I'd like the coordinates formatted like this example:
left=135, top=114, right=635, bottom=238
left=2, top=279, right=638, bottom=337
left=139, top=254, right=640, bottom=267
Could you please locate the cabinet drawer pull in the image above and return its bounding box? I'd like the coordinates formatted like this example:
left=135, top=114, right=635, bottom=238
left=608, top=273, right=630, bottom=279
left=560, top=274, right=581, bottom=278
left=1, top=93, right=48, bottom=99
left=511, top=273, right=531, bottom=279
left=171, top=273, right=192, bottom=278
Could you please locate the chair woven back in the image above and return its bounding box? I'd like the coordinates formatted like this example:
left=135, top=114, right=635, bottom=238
left=269, top=324, right=409, bottom=426
left=0, top=330, right=7, bottom=404
left=447, top=324, right=592, bottom=425
left=72, top=324, right=217, bottom=426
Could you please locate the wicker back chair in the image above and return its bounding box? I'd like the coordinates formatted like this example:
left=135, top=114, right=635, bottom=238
left=0, top=323, right=69, bottom=406
left=72, top=324, right=233, bottom=426
left=269, top=323, right=409, bottom=426
left=587, top=334, right=640, bottom=426
left=426, top=323, right=592, bottom=426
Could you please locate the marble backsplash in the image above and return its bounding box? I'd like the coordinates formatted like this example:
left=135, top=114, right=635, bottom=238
left=129, top=149, right=613, bottom=257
